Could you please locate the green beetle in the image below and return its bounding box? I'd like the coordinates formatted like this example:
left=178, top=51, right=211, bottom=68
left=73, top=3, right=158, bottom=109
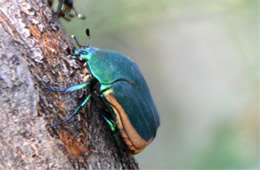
left=48, top=35, right=160, bottom=153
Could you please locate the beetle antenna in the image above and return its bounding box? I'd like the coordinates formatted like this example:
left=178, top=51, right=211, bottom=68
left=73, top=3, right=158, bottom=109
left=85, top=28, right=91, bottom=47
left=71, top=35, right=83, bottom=47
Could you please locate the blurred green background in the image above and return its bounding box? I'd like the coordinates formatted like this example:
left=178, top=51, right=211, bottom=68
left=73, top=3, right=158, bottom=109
left=60, top=0, right=259, bottom=169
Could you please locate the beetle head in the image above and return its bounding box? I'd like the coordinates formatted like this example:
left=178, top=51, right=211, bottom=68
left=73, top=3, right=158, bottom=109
left=72, top=46, right=98, bottom=61
left=71, top=28, right=97, bottom=61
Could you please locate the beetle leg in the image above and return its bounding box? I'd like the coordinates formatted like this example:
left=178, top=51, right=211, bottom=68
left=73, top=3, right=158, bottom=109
left=103, top=116, right=116, bottom=132
left=46, top=79, right=92, bottom=93
left=51, top=94, right=91, bottom=127
left=56, top=0, right=65, bottom=16
left=102, top=116, right=128, bottom=169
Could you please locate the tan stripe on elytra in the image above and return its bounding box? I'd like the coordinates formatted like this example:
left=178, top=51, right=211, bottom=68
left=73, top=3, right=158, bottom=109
left=103, top=89, right=153, bottom=153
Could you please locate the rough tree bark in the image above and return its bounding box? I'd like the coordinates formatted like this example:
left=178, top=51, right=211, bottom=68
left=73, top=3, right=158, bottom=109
left=0, top=0, right=139, bottom=169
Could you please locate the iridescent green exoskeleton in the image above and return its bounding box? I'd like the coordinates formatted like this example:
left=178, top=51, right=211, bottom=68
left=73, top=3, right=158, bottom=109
left=48, top=33, right=160, bottom=154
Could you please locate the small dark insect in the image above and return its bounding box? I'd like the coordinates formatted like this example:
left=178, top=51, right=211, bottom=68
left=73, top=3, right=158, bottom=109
left=48, top=0, right=86, bottom=21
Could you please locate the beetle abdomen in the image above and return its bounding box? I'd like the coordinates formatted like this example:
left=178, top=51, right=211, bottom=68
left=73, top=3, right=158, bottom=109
left=101, top=81, right=158, bottom=153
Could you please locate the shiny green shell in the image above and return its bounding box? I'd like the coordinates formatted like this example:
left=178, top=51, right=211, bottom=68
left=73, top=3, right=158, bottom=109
left=74, top=47, right=160, bottom=153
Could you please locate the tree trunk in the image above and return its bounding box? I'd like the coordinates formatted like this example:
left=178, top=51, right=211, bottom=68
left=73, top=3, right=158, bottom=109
left=0, top=0, right=139, bottom=169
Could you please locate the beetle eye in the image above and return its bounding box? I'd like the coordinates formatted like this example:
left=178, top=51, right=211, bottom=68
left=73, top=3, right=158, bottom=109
left=80, top=51, right=88, bottom=55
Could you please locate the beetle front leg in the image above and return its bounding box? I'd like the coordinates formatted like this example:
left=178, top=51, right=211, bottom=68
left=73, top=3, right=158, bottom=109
left=46, top=79, right=92, bottom=93
left=51, top=94, right=91, bottom=127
